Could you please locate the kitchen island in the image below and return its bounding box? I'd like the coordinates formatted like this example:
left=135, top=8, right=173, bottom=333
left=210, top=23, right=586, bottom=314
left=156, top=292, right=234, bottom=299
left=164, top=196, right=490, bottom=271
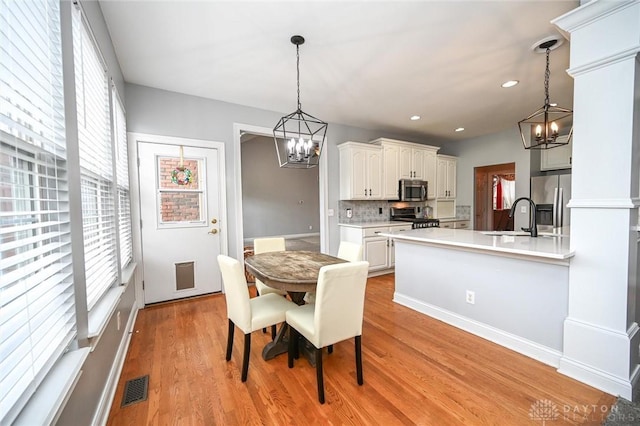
left=381, top=227, right=574, bottom=367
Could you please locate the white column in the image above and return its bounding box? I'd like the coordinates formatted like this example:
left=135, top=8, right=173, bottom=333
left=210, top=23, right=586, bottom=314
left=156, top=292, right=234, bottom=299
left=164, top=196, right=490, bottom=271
left=553, top=0, right=640, bottom=400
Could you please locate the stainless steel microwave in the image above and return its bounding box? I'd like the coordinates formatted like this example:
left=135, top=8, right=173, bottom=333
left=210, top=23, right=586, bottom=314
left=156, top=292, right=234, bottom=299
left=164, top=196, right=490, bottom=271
left=399, top=179, right=428, bottom=201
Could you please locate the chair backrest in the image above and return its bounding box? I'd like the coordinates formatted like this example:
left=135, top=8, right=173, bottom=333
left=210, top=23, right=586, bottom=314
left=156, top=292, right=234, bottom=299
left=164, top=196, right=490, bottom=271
left=337, top=241, right=363, bottom=262
left=217, top=255, right=252, bottom=332
left=252, top=237, right=286, bottom=292
left=254, top=237, right=286, bottom=254
left=313, top=261, right=369, bottom=347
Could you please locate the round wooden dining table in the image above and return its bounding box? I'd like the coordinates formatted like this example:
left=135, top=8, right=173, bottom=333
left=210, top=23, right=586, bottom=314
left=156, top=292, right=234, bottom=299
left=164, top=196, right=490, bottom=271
left=244, top=250, right=346, bottom=304
left=244, top=250, right=346, bottom=362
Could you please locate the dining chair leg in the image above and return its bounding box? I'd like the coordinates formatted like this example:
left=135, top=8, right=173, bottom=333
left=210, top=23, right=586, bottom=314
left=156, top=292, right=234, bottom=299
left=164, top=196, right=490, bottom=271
left=355, top=335, right=363, bottom=385
left=226, top=320, right=235, bottom=361
left=328, top=345, right=333, bottom=354
left=315, top=347, right=325, bottom=404
left=288, top=327, right=298, bottom=368
left=271, top=325, right=276, bottom=340
left=241, top=333, right=251, bottom=382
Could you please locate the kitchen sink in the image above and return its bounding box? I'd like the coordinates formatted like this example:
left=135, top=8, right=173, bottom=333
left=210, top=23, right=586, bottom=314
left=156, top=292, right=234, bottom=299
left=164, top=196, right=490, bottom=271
left=480, top=231, right=568, bottom=238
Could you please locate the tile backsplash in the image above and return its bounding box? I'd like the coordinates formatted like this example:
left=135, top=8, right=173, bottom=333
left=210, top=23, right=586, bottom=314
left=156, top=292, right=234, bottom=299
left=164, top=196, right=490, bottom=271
left=456, top=205, right=471, bottom=220
left=337, top=201, right=472, bottom=223
left=338, top=200, right=423, bottom=223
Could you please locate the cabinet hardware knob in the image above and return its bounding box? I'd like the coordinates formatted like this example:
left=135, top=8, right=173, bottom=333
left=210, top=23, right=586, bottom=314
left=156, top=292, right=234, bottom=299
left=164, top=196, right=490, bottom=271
left=208, top=229, right=218, bottom=234
left=211, top=218, right=217, bottom=224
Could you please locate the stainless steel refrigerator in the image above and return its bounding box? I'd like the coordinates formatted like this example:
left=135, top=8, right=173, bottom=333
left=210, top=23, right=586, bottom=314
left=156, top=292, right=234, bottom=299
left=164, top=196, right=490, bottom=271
left=530, top=174, right=571, bottom=231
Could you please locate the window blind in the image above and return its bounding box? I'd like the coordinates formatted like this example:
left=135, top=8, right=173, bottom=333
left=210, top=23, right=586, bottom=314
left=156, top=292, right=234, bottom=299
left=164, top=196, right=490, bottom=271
left=112, top=87, right=132, bottom=269
left=72, top=6, right=117, bottom=310
left=0, top=0, right=76, bottom=423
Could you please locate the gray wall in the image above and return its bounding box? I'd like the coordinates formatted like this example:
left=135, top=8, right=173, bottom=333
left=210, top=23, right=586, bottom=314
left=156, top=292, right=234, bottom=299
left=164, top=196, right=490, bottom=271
left=241, top=135, right=320, bottom=239
left=57, top=1, right=137, bottom=425
left=124, top=83, right=425, bottom=256
left=442, top=126, right=532, bottom=230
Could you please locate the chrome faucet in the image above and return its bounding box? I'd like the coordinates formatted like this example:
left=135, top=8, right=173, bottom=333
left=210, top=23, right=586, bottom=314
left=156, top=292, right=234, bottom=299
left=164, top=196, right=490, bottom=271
left=509, top=197, right=538, bottom=237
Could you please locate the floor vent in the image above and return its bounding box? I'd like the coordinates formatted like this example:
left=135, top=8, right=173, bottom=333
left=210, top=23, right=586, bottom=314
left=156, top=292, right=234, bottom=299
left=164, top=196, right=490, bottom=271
left=121, top=375, right=149, bottom=407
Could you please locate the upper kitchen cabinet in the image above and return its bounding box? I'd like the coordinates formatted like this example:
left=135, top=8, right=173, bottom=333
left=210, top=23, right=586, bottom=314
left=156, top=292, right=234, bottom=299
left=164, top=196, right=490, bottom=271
left=423, top=149, right=437, bottom=199
left=541, top=135, right=572, bottom=171
left=436, top=155, right=457, bottom=199
left=339, top=142, right=383, bottom=200
left=372, top=138, right=439, bottom=200
left=399, top=145, right=424, bottom=179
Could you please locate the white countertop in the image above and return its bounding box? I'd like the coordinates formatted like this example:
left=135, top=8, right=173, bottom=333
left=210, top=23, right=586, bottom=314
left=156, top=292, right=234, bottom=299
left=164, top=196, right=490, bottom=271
left=381, top=227, right=574, bottom=261
left=338, top=221, right=413, bottom=228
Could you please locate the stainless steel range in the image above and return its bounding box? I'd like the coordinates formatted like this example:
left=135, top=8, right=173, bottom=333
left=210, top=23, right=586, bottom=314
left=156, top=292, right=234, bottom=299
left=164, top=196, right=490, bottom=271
left=390, top=207, right=440, bottom=229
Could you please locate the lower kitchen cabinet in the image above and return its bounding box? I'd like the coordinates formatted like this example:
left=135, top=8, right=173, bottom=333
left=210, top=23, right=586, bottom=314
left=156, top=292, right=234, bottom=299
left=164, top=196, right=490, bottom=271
left=439, top=219, right=471, bottom=229
left=339, top=223, right=412, bottom=274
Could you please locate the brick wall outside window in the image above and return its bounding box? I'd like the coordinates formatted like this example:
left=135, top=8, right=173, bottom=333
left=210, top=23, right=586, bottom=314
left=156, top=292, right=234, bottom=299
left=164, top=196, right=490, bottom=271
left=158, top=157, right=201, bottom=223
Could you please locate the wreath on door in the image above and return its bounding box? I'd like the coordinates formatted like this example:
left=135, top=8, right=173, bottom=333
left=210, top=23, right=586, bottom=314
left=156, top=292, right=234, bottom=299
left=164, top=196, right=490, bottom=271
left=171, top=146, right=193, bottom=186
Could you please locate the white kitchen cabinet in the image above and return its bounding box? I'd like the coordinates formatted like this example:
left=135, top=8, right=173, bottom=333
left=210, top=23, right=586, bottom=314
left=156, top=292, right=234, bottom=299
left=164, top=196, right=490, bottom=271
left=339, top=142, right=383, bottom=200
left=436, top=155, right=457, bottom=199
left=339, top=223, right=412, bottom=274
left=439, top=219, right=470, bottom=229
left=373, top=138, right=440, bottom=200
left=382, top=143, right=401, bottom=199
left=399, top=145, right=425, bottom=180
left=423, top=149, right=437, bottom=199
left=541, top=135, right=572, bottom=171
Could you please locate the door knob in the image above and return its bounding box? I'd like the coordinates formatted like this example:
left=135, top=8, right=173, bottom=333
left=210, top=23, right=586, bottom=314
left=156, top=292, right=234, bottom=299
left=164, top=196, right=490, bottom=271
left=211, top=218, right=217, bottom=224
left=208, top=229, right=218, bottom=234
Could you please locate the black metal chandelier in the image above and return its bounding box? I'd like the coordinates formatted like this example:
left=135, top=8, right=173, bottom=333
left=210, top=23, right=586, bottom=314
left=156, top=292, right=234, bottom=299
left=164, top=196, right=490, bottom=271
left=273, top=35, right=328, bottom=168
left=518, top=38, right=573, bottom=150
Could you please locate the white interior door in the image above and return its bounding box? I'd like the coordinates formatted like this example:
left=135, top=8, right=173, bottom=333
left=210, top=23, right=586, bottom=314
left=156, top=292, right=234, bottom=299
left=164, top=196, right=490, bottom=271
left=138, top=141, right=223, bottom=304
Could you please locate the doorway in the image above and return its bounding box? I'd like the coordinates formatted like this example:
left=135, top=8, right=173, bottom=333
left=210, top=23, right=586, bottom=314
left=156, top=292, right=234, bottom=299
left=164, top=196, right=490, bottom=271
left=135, top=135, right=227, bottom=304
left=232, top=123, right=328, bottom=262
left=240, top=132, right=320, bottom=251
left=474, top=163, right=516, bottom=231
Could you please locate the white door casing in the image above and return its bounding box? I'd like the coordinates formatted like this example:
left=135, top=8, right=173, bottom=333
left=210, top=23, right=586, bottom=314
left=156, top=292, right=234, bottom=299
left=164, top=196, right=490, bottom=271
left=136, top=136, right=227, bottom=304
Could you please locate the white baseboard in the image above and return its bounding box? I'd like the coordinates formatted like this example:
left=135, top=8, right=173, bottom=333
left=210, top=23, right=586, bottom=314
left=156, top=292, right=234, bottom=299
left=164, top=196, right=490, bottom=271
left=558, top=357, right=639, bottom=400
left=393, top=292, right=563, bottom=368
left=93, top=306, right=139, bottom=426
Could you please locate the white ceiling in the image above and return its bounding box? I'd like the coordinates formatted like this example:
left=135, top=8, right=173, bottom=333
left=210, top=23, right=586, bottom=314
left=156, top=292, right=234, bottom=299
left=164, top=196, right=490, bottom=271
left=98, top=0, right=579, bottom=143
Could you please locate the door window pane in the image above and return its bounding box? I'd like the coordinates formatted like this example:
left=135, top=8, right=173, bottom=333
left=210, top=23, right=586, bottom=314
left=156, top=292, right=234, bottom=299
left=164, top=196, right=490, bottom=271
left=157, top=156, right=204, bottom=225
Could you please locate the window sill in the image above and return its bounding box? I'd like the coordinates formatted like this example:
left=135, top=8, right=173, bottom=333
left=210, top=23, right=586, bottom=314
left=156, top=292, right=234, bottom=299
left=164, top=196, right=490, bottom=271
left=13, top=348, right=90, bottom=425
left=87, top=286, right=123, bottom=342
left=121, top=262, right=137, bottom=286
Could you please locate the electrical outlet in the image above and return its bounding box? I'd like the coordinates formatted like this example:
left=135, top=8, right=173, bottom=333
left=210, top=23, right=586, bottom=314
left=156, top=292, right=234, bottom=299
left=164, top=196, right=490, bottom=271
left=309, top=225, right=313, bottom=230
left=346, top=208, right=353, bottom=218
left=378, top=207, right=383, bottom=214
left=327, top=209, right=334, bottom=217
left=466, top=290, right=475, bottom=305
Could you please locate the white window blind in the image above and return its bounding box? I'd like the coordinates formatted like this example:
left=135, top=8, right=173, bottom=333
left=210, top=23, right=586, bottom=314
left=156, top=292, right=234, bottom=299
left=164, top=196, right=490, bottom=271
left=112, top=87, right=132, bottom=269
left=72, top=6, right=117, bottom=310
left=0, top=0, right=76, bottom=423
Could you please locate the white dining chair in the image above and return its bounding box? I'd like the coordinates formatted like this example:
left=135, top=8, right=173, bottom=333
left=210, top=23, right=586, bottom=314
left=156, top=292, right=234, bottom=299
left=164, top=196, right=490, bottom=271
left=217, top=254, right=297, bottom=382
left=304, top=241, right=363, bottom=304
left=337, top=241, right=363, bottom=262
left=253, top=237, right=288, bottom=298
left=286, top=260, right=370, bottom=403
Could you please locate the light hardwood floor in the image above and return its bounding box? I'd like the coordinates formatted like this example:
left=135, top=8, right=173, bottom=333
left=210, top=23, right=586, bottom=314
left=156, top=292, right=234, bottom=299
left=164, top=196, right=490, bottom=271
left=107, top=274, right=615, bottom=425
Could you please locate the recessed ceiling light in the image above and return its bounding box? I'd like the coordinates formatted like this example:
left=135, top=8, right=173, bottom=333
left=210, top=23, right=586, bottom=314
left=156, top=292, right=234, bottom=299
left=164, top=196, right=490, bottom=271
left=455, top=127, right=465, bottom=132
left=410, top=115, right=421, bottom=121
left=501, top=80, right=519, bottom=88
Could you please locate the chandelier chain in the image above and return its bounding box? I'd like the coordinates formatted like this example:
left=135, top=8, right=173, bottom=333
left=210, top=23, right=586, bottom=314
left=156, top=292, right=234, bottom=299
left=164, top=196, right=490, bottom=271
left=296, top=44, right=301, bottom=110
left=544, top=47, right=550, bottom=107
